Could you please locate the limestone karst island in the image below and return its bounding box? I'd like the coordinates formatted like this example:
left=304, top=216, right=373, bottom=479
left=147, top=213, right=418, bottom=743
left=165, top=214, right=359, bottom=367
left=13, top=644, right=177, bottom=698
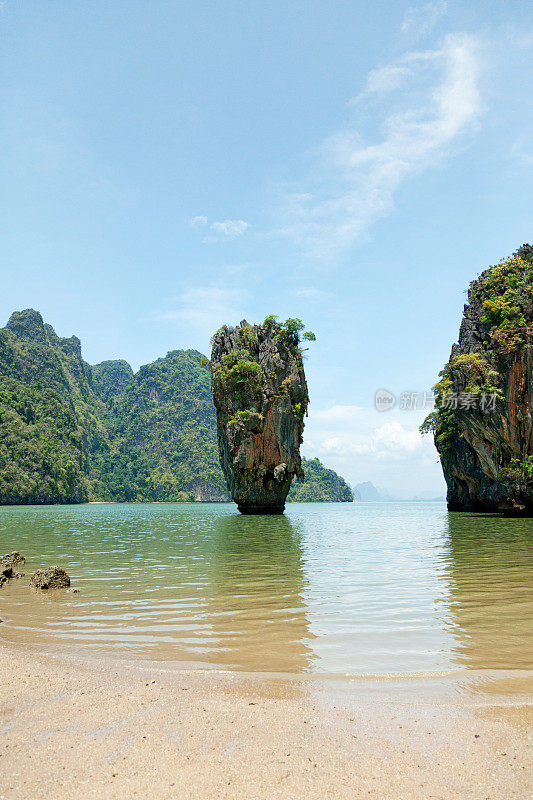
left=423, top=244, right=533, bottom=515
left=210, top=317, right=313, bottom=514
left=1, top=4, right=532, bottom=800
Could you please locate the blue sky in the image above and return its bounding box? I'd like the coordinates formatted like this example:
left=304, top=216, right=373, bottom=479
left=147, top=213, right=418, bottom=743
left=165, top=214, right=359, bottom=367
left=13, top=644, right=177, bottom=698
left=1, top=1, right=532, bottom=495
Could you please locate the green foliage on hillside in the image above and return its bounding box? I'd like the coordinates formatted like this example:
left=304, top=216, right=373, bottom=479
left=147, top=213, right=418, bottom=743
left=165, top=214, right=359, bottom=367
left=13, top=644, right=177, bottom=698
left=99, top=350, right=228, bottom=502
left=286, top=458, right=353, bottom=502
left=0, top=310, right=103, bottom=503
left=92, top=360, right=134, bottom=402
left=0, top=309, right=350, bottom=505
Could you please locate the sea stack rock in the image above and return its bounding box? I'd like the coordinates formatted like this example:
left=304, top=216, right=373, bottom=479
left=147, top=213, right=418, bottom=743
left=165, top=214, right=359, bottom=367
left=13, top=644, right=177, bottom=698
left=423, top=245, right=533, bottom=515
left=210, top=317, right=312, bottom=514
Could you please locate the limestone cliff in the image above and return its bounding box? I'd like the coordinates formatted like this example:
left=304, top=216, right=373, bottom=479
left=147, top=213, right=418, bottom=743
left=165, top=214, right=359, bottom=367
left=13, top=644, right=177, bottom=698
left=210, top=318, right=311, bottom=513
left=423, top=245, right=533, bottom=514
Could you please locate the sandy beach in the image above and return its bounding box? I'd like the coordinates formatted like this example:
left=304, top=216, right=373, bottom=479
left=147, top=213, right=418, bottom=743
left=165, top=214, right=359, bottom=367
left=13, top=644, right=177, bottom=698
left=0, top=642, right=530, bottom=800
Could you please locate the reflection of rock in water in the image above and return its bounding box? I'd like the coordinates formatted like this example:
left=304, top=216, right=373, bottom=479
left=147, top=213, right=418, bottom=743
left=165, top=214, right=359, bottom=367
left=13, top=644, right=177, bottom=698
left=441, top=513, right=533, bottom=671
left=205, top=514, right=316, bottom=672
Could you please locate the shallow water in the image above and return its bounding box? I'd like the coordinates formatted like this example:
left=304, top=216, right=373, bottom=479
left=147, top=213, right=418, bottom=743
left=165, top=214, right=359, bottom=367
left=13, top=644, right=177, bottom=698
left=0, top=502, right=531, bottom=675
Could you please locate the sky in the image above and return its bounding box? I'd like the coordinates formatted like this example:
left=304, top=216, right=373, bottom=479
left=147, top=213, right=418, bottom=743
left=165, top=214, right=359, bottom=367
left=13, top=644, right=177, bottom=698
left=1, top=1, right=532, bottom=496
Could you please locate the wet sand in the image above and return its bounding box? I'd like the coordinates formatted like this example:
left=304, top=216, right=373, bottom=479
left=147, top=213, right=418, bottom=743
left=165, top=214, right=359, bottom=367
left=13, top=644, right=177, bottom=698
left=0, top=642, right=531, bottom=800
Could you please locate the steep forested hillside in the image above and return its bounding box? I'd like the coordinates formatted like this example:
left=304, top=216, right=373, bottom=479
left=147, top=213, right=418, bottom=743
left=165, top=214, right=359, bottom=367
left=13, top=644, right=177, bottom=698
left=0, top=310, right=107, bottom=503
left=98, top=350, right=229, bottom=502
left=92, top=360, right=134, bottom=402
left=287, top=458, right=353, bottom=502
left=0, top=310, right=352, bottom=505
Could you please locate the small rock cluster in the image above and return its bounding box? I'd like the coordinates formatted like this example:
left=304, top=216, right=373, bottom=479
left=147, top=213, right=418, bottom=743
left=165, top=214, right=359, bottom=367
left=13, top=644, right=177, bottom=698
left=0, top=552, right=26, bottom=587
left=0, top=553, right=73, bottom=591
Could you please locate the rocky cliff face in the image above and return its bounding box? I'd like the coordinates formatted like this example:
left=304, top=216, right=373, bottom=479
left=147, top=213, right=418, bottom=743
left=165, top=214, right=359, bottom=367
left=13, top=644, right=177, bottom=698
left=425, top=245, right=533, bottom=514
left=210, top=319, right=310, bottom=514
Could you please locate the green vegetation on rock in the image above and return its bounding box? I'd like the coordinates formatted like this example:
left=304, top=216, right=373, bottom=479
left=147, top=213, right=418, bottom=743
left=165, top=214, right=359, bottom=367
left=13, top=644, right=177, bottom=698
left=468, top=250, right=533, bottom=353
left=262, top=315, right=316, bottom=348
left=286, top=458, right=353, bottom=502
left=212, top=348, right=263, bottom=414
left=421, top=244, right=533, bottom=513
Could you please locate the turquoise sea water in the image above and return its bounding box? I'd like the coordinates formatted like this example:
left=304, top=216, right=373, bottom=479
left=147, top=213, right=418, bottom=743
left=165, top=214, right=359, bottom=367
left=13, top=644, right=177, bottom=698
left=0, top=502, right=531, bottom=675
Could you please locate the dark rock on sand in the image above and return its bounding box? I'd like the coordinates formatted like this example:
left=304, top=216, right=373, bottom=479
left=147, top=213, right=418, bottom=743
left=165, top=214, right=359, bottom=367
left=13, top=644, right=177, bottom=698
left=29, top=567, right=71, bottom=590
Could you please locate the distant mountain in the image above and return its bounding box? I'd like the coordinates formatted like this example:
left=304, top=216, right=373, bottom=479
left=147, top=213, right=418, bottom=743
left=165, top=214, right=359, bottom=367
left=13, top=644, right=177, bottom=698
left=407, top=494, right=446, bottom=502
left=353, top=481, right=394, bottom=501
left=353, top=481, right=445, bottom=502
left=0, top=309, right=352, bottom=505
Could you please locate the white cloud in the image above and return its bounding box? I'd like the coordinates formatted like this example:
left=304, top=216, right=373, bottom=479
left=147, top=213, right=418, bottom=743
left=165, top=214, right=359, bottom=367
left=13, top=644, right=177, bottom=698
left=209, top=219, right=249, bottom=238
left=190, top=215, right=250, bottom=241
left=315, top=416, right=424, bottom=459
left=292, top=286, right=332, bottom=301
left=190, top=215, right=208, bottom=229
left=350, top=65, right=412, bottom=103
left=283, top=32, right=484, bottom=258
left=301, top=403, right=445, bottom=495
left=157, top=285, right=249, bottom=333
left=321, top=436, right=373, bottom=456
left=510, top=138, right=533, bottom=165
left=401, top=2, right=448, bottom=38
left=373, top=420, right=423, bottom=454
